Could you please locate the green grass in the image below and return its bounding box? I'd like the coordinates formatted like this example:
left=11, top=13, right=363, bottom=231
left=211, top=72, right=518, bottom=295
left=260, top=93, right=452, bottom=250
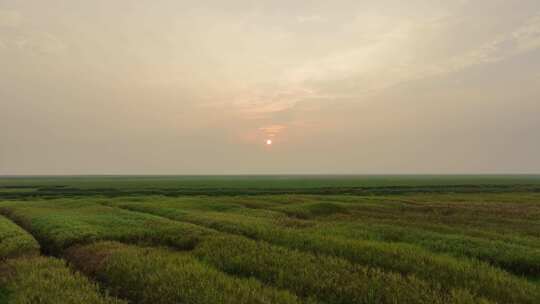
left=310, top=221, right=540, bottom=276
left=2, top=175, right=540, bottom=199
left=109, top=196, right=540, bottom=303
left=2, top=175, right=540, bottom=189
left=0, top=256, right=124, bottom=304
left=194, top=235, right=491, bottom=304
left=66, top=241, right=304, bottom=304
left=0, top=200, right=214, bottom=254
left=0, top=215, right=40, bottom=260
left=0, top=176, right=539, bottom=303
left=0, top=289, right=8, bottom=304
left=120, top=194, right=540, bottom=275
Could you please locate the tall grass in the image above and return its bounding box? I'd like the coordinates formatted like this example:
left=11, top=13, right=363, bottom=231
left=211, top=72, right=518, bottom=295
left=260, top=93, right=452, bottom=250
left=111, top=193, right=540, bottom=277
left=1, top=191, right=539, bottom=304
left=0, top=256, right=124, bottom=304
left=65, top=241, right=304, bottom=304
left=0, top=288, right=8, bottom=304
left=0, top=215, right=40, bottom=259
left=114, top=202, right=540, bottom=303
left=311, top=221, right=540, bottom=276
left=0, top=200, right=214, bottom=254
left=193, top=234, right=489, bottom=304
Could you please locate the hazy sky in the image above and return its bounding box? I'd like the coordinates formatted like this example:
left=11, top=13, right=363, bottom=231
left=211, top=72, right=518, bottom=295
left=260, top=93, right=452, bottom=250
left=1, top=0, right=540, bottom=174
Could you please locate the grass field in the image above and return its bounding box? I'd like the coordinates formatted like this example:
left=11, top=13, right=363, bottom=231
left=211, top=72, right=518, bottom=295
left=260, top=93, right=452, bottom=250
left=0, top=176, right=539, bottom=303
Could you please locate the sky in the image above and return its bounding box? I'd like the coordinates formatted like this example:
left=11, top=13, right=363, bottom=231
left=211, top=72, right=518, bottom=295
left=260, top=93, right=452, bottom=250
left=1, top=0, right=540, bottom=175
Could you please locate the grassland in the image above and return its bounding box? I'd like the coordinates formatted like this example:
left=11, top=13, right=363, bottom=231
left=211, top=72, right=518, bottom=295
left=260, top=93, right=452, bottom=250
left=1, top=175, right=540, bottom=198
left=0, top=176, right=539, bottom=303
left=0, top=215, right=39, bottom=260
left=0, top=257, right=124, bottom=304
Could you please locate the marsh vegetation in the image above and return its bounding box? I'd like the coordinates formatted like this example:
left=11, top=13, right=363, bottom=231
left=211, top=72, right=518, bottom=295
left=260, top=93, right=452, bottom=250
left=0, top=176, right=539, bottom=303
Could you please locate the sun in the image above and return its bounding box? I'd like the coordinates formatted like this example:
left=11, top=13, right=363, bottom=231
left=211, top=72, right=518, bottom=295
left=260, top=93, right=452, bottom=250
left=266, top=139, right=272, bottom=145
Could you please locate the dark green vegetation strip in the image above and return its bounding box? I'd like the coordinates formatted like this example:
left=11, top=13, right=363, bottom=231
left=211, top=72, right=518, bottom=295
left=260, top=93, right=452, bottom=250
left=3, top=175, right=540, bottom=189
left=0, top=200, right=215, bottom=255
left=0, top=215, right=40, bottom=259
left=2, top=175, right=540, bottom=199
left=0, top=289, right=8, bottom=304
left=0, top=256, right=124, bottom=304
left=66, top=242, right=304, bottom=304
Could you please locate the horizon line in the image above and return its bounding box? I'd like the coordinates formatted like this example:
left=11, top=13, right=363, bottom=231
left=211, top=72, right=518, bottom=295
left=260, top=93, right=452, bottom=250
left=1, top=174, right=540, bottom=178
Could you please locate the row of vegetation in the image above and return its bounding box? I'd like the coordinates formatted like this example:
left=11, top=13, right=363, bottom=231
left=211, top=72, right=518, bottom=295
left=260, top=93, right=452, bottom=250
left=0, top=213, right=126, bottom=303
left=3, top=175, right=540, bottom=200
left=0, top=215, right=39, bottom=260
left=1, top=190, right=539, bottom=303
left=0, top=257, right=124, bottom=304
left=108, top=197, right=540, bottom=303
left=194, top=235, right=488, bottom=304
left=107, top=194, right=540, bottom=275
left=66, top=242, right=303, bottom=304
left=311, top=221, right=540, bottom=276
left=0, top=200, right=214, bottom=255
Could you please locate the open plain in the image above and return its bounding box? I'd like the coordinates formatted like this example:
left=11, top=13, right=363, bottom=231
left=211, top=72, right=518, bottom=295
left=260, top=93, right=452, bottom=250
left=0, top=176, right=539, bottom=303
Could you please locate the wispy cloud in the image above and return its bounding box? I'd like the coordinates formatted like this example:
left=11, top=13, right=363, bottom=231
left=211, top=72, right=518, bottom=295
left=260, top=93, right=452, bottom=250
left=0, top=9, right=66, bottom=55
left=411, top=13, right=540, bottom=81
left=512, top=14, right=540, bottom=53
left=1, top=1, right=540, bottom=173
left=259, top=125, right=287, bottom=137
left=1, top=27, right=66, bottom=55
left=284, top=12, right=540, bottom=98
left=0, top=10, right=21, bottom=28
left=296, top=15, right=324, bottom=24
left=232, top=86, right=318, bottom=119
left=14, top=32, right=67, bottom=55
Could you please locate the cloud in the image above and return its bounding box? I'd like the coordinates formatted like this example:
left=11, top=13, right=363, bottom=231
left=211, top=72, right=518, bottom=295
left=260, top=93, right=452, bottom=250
left=421, top=13, right=540, bottom=77
left=296, top=15, right=324, bottom=24
left=283, top=12, right=540, bottom=99
left=0, top=31, right=67, bottom=55
left=203, top=6, right=540, bottom=144
left=0, top=10, right=21, bottom=28
left=14, top=32, right=67, bottom=54
left=231, top=86, right=319, bottom=119
left=259, top=125, right=287, bottom=137
left=0, top=9, right=66, bottom=55
left=512, top=14, right=540, bottom=52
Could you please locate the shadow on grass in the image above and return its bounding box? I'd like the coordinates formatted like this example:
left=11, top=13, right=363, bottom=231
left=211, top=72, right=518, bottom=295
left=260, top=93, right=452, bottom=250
left=0, top=288, right=9, bottom=304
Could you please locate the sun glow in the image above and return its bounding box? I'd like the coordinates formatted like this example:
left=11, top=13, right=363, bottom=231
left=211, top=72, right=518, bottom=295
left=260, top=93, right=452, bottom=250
left=266, top=139, right=273, bottom=145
